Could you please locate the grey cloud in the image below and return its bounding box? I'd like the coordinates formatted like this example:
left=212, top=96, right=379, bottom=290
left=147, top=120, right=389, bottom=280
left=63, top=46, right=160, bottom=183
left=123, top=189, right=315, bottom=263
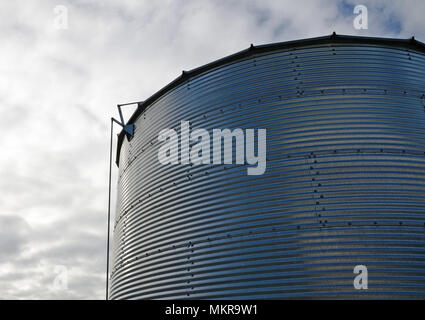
left=0, top=215, right=31, bottom=262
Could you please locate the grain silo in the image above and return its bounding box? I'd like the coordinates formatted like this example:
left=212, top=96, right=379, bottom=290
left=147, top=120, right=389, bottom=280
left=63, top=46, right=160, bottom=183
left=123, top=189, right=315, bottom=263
left=110, top=34, right=425, bottom=299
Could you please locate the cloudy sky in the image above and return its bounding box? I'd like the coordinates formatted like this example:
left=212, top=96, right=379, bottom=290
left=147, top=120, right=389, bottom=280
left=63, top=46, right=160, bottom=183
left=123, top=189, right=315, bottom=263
left=1, top=0, right=425, bottom=300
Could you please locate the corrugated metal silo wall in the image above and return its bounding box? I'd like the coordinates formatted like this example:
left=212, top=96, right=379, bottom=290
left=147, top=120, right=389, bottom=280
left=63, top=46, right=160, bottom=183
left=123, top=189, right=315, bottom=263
left=110, top=42, right=425, bottom=299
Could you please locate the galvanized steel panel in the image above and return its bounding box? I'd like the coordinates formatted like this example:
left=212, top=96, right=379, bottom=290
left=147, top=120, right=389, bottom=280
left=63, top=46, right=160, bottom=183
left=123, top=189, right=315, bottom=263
left=110, top=38, right=425, bottom=299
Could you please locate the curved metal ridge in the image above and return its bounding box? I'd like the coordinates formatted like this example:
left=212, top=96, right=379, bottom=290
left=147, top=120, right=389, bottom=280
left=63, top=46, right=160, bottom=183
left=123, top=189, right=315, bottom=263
left=111, top=37, right=425, bottom=299
left=115, top=33, right=425, bottom=165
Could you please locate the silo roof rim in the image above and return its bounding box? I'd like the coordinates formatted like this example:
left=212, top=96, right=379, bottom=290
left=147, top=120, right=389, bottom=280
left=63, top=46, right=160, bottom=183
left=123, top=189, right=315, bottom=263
left=115, top=33, right=425, bottom=166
